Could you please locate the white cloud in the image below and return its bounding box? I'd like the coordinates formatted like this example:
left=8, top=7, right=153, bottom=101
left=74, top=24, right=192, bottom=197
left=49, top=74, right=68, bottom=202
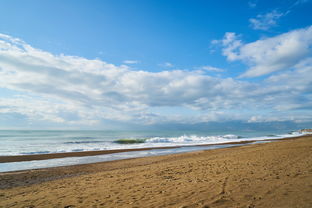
left=220, top=26, right=312, bottom=77
left=159, top=62, right=174, bottom=67
left=249, top=10, right=284, bottom=31
left=221, top=32, right=242, bottom=61
left=198, top=66, right=224, bottom=72
left=123, top=60, right=139, bottom=64
left=0, top=33, right=311, bottom=125
left=248, top=113, right=312, bottom=123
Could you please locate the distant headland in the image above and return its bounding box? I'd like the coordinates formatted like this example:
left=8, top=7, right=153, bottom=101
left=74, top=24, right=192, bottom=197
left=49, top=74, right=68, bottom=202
left=300, top=129, right=312, bottom=133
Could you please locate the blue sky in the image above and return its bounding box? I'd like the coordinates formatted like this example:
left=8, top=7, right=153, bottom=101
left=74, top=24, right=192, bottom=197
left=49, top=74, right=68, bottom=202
left=0, top=0, right=311, bottom=129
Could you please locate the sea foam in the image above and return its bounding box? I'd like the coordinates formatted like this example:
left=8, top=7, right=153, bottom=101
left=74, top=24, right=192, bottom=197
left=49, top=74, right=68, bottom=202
left=0, top=130, right=306, bottom=156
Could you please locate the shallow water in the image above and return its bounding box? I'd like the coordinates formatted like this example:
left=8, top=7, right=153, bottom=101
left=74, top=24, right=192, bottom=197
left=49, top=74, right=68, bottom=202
left=0, top=141, right=270, bottom=173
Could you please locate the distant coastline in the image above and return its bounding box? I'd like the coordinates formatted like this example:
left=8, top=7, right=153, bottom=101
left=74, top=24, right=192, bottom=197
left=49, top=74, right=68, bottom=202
left=300, top=128, right=312, bottom=133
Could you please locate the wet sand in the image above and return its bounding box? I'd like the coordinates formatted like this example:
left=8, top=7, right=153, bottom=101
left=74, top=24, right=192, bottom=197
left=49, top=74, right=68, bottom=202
left=0, top=136, right=312, bottom=207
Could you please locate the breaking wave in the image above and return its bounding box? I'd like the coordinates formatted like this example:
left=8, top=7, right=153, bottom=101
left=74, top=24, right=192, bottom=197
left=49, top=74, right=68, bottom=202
left=1, top=131, right=306, bottom=156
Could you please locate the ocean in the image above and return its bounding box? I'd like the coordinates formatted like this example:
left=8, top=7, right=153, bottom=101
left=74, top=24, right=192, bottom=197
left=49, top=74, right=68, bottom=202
left=0, top=129, right=305, bottom=172
left=0, top=129, right=302, bottom=156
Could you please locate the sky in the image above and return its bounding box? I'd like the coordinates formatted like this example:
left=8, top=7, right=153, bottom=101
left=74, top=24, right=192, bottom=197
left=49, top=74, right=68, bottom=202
left=0, top=0, right=311, bottom=130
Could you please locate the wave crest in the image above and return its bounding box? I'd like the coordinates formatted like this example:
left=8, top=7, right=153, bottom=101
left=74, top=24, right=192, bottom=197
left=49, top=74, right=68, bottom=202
left=146, top=134, right=240, bottom=143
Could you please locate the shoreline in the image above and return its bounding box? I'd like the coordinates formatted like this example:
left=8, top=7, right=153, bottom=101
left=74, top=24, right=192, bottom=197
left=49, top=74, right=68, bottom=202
left=0, top=134, right=306, bottom=163
left=1, top=135, right=311, bottom=207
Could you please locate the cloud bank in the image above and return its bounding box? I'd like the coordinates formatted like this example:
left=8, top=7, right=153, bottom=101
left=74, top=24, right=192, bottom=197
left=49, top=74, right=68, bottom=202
left=221, top=26, right=312, bottom=77
left=0, top=29, right=311, bottom=127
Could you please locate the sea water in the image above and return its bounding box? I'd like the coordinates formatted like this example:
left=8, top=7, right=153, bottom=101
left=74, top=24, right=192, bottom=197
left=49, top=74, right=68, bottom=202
left=0, top=129, right=303, bottom=156
left=0, top=130, right=305, bottom=172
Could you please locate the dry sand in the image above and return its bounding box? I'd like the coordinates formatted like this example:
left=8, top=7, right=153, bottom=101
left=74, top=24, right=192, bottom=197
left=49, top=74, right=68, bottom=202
left=0, top=136, right=312, bottom=208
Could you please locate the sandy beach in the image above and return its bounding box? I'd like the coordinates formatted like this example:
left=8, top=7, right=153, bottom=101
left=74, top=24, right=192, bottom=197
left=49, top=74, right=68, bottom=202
left=1, top=135, right=312, bottom=208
